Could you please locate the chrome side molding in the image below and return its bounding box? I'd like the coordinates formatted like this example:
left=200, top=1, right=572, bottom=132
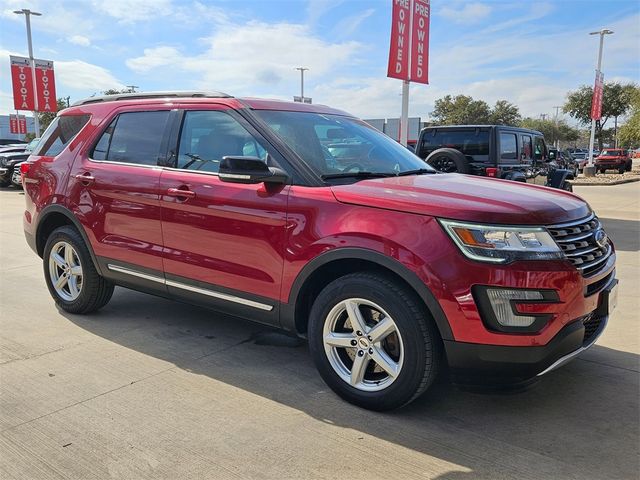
left=107, top=264, right=274, bottom=311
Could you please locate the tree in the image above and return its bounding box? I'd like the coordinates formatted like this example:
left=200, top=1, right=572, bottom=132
left=489, top=100, right=521, bottom=126
left=619, top=88, right=640, bottom=147
left=563, top=82, right=637, bottom=149
left=520, top=118, right=580, bottom=147
left=431, top=95, right=491, bottom=125
left=102, top=87, right=137, bottom=95
left=37, top=98, right=69, bottom=133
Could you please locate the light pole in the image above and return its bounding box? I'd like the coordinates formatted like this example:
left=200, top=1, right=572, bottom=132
left=295, top=67, right=308, bottom=102
left=585, top=28, right=614, bottom=177
left=14, top=8, right=42, bottom=137
left=553, top=105, right=562, bottom=148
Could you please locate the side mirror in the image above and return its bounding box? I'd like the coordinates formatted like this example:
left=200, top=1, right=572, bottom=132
left=218, top=156, right=288, bottom=185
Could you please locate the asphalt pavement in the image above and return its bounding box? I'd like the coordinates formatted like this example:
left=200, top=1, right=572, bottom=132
left=0, top=182, right=638, bottom=480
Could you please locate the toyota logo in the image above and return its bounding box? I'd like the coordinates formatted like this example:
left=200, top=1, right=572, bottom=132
left=594, top=229, right=609, bottom=248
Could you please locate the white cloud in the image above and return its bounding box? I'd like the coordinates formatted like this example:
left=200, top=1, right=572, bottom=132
left=306, top=0, right=344, bottom=24
left=68, top=35, right=91, bottom=47
left=90, top=0, right=173, bottom=24
left=55, top=60, right=124, bottom=91
left=439, top=2, right=492, bottom=24
left=126, top=21, right=362, bottom=94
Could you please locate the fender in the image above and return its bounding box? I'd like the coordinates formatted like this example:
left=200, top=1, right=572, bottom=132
left=35, top=204, right=104, bottom=276
left=282, top=247, right=453, bottom=340
left=547, top=168, right=572, bottom=189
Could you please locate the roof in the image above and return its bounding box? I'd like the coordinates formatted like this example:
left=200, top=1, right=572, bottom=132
left=423, top=124, right=543, bottom=135
left=68, top=91, right=354, bottom=117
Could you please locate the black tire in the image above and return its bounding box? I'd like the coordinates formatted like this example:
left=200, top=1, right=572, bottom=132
left=308, top=272, right=442, bottom=411
left=562, top=181, right=573, bottom=192
left=618, top=167, right=625, bottom=174
left=43, top=225, right=114, bottom=314
left=425, top=148, right=470, bottom=174
left=625, top=162, right=632, bottom=172
left=0, top=178, right=10, bottom=188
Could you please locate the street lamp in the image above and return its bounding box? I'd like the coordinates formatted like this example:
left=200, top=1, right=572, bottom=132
left=585, top=28, right=614, bottom=177
left=14, top=8, right=42, bottom=137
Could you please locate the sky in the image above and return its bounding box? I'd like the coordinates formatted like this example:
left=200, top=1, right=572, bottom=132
left=1, top=0, right=639, bottom=124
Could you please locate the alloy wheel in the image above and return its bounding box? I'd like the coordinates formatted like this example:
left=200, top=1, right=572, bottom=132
left=48, top=241, right=83, bottom=301
left=322, top=298, right=404, bottom=392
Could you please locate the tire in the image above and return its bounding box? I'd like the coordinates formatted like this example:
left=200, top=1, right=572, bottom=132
left=43, top=225, right=114, bottom=314
left=425, top=148, right=470, bottom=174
left=562, top=181, right=573, bottom=192
left=308, top=272, right=442, bottom=411
left=618, top=167, right=625, bottom=174
left=0, top=178, right=10, bottom=188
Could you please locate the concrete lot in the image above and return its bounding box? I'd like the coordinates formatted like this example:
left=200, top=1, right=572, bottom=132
left=0, top=183, right=638, bottom=480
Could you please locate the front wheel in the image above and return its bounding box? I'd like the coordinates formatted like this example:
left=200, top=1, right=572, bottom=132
left=43, top=226, right=114, bottom=314
left=308, top=272, right=441, bottom=411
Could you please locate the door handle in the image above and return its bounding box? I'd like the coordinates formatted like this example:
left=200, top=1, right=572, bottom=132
left=167, top=187, right=196, bottom=199
left=74, top=172, right=95, bottom=184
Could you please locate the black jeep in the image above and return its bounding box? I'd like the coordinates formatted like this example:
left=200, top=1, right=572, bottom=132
left=416, top=125, right=574, bottom=190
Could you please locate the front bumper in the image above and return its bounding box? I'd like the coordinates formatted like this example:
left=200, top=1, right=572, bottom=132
left=443, top=278, right=616, bottom=383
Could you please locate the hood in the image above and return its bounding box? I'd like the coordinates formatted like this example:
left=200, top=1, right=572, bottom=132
left=331, top=174, right=590, bottom=225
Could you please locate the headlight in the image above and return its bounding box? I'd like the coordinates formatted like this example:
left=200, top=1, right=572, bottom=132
left=439, top=219, right=563, bottom=263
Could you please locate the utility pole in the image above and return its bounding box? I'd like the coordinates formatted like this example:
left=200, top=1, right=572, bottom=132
left=14, top=8, right=42, bottom=137
left=540, top=113, right=548, bottom=121
left=126, top=85, right=139, bottom=93
left=294, top=67, right=309, bottom=103
left=65, top=96, right=71, bottom=108
left=585, top=29, right=614, bottom=177
left=553, top=106, right=562, bottom=148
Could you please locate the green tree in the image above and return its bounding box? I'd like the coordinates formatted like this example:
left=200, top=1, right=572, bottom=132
left=37, top=98, right=69, bottom=133
left=563, top=82, right=637, bottom=149
left=489, top=100, right=521, bottom=125
left=619, top=88, right=640, bottom=147
left=431, top=95, right=491, bottom=125
left=520, top=118, right=580, bottom=147
left=102, top=87, right=138, bottom=95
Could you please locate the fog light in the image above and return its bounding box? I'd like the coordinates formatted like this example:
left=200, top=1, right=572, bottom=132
left=472, top=286, right=559, bottom=334
left=485, top=289, right=543, bottom=327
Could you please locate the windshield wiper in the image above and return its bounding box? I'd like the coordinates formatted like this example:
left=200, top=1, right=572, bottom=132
left=396, top=168, right=437, bottom=177
left=321, top=171, right=397, bottom=180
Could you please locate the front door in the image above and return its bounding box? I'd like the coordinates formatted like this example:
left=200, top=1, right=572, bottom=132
left=158, top=107, right=289, bottom=325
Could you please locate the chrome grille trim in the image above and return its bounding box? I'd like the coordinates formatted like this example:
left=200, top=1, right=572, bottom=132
left=547, top=214, right=612, bottom=277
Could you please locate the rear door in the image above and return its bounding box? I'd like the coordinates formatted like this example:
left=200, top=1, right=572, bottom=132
left=68, top=107, right=174, bottom=291
left=157, top=106, right=289, bottom=325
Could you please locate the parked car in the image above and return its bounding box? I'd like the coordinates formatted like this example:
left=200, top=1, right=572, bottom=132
left=11, top=161, right=24, bottom=188
left=548, top=147, right=578, bottom=177
left=0, top=139, right=26, bottom=146
left=416, top=125, right=574, bottom=190
left=0, top=137, right=39, bottom=187
left=595, top=148, right=632, bottom=174
left=23, top=91, right=617, bottom=411
left=0, top=144, right=27, bottom=155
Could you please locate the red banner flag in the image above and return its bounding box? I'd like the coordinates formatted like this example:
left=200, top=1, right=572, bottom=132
left=9, top=114, right=19, bottom=134
left=387, top=0, right=411, bottom=81
left=591, top=71, right=604, bottom=121
left=35, top=59, right=57, bottom=113
left=410, top=0, right=430, bottom=84
left=10, top=56, right=35, bottom=111
left=18, top=115, right=27, bottom=134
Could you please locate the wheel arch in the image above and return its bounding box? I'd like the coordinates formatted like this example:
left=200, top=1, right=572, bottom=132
left=282, top=248, right=453, bottom=341
left=35, top=205, right=104, bottom=276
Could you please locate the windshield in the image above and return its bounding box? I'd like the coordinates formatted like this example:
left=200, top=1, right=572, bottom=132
left=254, top=111, right=434, bottom=179
left=600, top=150, right=621, bottom=156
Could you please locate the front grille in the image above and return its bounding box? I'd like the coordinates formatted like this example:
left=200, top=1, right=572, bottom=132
left=582, top=313, right=605, bottom=344
left=547, top=214, right=612, bottom=277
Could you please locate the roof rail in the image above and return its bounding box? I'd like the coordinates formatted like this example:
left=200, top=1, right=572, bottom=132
left=72, top=91, right=233, bottom=107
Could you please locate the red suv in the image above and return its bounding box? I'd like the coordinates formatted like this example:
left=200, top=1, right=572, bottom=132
left=595, top=148, right=632, bottom=173
left=23, top=92, right=617, bottom=410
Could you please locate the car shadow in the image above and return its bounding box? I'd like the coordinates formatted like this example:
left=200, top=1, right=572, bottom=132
left=598, top=217, right=639, bottom=252
left=62, top=288, right=640, bottom=479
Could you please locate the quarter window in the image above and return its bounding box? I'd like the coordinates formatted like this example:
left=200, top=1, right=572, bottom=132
left=521, top=135, right=532, bottom=160
left=499, top=133, right=518, bottom=160
left=91, top=111, right=171, bottom=165
left=34, top=115, right=90, bottom=157
left=176, top=110, right=267, bottom=173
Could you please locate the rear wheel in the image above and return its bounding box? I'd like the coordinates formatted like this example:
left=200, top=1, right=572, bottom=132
left=43, top=226, right=114, bottom=314
left=308, top=272, right=441, bottom=411
left=618, top=166, right=625, bottom=174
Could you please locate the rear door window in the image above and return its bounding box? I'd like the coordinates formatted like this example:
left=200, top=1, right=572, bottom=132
left=499, top=132, right=518, bottom=162
left=534, top=136, right=546, bottom=161
left=34, top=115, right=90, bottom=156
left=91, top=111, right=171, bottom=166
left=520, top=135, right=533, bottom=161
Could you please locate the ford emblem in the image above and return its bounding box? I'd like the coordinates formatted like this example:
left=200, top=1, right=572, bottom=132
left=594, top=229, right=609, bottom=248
